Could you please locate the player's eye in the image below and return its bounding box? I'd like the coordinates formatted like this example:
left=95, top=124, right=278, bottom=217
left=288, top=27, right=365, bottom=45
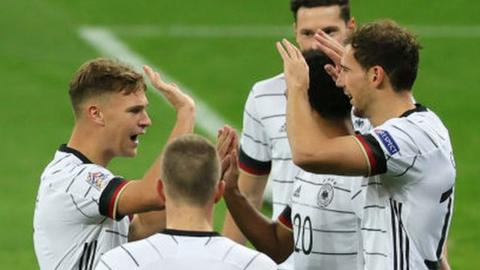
left=301, top=30, right=315, bottom=37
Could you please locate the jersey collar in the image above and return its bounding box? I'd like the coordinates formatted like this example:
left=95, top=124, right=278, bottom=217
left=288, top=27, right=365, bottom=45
left=58, top=144, right=93, bottom=164
left=161, top=229, right=220, bottom=237
left=400, top=103, right=427, bottom=118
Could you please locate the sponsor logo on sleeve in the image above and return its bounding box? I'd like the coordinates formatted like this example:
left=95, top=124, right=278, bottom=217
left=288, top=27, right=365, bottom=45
left=374, top=129, right=400, bottom=155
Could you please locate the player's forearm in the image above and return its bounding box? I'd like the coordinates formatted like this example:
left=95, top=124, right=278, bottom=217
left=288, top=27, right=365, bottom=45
left=223, top=188, right=291, bottom=263
left=286, top=88, right=329, bottom=166
left=222, top=212, right=248, bottom=244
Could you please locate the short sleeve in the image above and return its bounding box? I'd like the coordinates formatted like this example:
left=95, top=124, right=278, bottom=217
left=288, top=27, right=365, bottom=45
left=67, top=164, right=128, bottom=220
left=354, top=122, right=419, bottom=177
left=239, top=89, right=272, bottom=176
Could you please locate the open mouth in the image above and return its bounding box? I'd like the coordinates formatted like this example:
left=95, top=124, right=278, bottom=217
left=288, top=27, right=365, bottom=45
left=130, top=134, right=139, bottom=143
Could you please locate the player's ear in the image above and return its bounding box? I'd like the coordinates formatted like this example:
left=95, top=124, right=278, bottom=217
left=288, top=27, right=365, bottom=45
left=347, top=17, right=356, bottom=30
left=157, top=179, right=166, bottom=204
left=369, top=66, right=385, bottom=89
left=213, top=180, right=225, bottom=204
left=87, top=105, right=105, bottom=126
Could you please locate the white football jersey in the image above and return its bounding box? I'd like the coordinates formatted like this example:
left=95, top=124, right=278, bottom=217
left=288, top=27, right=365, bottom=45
left=239, top=74, right=296, bottom=269
left=278, top=171, right=365, bottom=270
left=96, top=229, right=277, bottom=270
left=34, top=145, right=130, bottom=270
left=353, top=105, right=456, bottom=270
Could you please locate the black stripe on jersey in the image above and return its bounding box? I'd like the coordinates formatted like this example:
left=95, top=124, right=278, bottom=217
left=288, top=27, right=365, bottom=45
left=361, top=181, right=383, bottom=187
left=49, top=153, right=71, bottom=168
left=255, top=93, right=285, bottom=99
left=222, top=244, right=237, bottom=261
left=390, top=199, right=398, bottom=270
left=270, top=136, right=288, bottom=141
left=98, top=259, right=113, bottom=270
left=51, top=168, right=63, bottom=175
left=241, top=133, right=269, bottom=147
left=394, top=155, right=418, bottom=177
left=272, top=201, right=288, bottom=206
left=272, top=179, right=294, bottom=184
left=436, top=196, right=453, bottom=259
left=311, top=251, right=358, bottom=256
left=440, top=187, right=453, bottom=203
left=424, top=260, right=440, bottom=270
left=365, top=251, right=388, bottom=257
left=120, top=245, right=139, bottom=267
left=244, top=110, right=264, bottom=126
left=170, top=235, right=179, bottom=244
left=70, top=194, right=95, bottom=219
left=363, top=204, right=386, bottom=209
left=99, top=177, right=127, bottom=220
left=243, top=253, right=261, bottom=270
left=360, top=227, right=387, bottom=233
left=105, top=229, right=128, bottom=239
left=146, top=238, right=164, bottom=259
left=261, top=113, right=285, bottom=120
left=59, top=144, right=93, bottom=164
left=398, top=202, right=405, bottom=270
left=78, top=241, right=97, bottom=270
left=271, top=157, right=292, bottom=161
left=292, top=200, right=356, bottom=215
left=239, top=147, right=271, bottom=175
left=66, top=167, right=87, bottom=192
left=204, top=237, right=213, bottom=246
left=351, top=189, right=362, bottom=200
left=294, top=176, right=351, bottom=192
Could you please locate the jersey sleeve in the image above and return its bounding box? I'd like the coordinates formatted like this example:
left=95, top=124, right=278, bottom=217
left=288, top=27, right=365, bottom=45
left=67, top=164, right=128, bottom=221
left=354, top=121, right=420, bottom=177
left=239, top=89, right=272, bottom=176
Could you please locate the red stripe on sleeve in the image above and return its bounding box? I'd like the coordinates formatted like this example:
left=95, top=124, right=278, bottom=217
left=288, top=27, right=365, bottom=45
left=355, top=134, right=377, bottom=176
left=107, top=181, right=128, bottom=219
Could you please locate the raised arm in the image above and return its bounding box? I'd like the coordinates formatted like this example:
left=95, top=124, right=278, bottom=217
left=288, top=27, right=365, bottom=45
left=119, top=66, right=196, bottom=240
left=276, top=39, right=367, bottom=176
left=218, top=126, right=293, bottom=263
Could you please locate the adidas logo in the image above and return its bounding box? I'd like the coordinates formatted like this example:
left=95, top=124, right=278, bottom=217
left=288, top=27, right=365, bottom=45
left=279, top=123, right=287, bottom=133
left=293, top=185, right=302, bottom=198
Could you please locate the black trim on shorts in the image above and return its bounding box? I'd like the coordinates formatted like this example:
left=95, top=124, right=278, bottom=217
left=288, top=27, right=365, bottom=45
left=59, top=144, right=93, bottom=164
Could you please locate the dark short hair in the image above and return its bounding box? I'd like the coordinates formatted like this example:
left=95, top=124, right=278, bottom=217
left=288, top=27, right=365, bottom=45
left=345, top=20, right=422, bottom=91
left=69, top=58, right=146, bottom=116
left=290, top=0, right=350, bottom=23
left=304, top=50, right=352, bottom=119
left=161, top=134, right=220, bottom=206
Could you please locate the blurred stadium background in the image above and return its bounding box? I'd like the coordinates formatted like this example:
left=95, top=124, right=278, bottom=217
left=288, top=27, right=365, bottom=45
left=1, top=0, right=479, bottom=269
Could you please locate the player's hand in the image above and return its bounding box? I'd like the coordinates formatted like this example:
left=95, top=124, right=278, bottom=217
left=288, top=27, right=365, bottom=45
left=217, top=126, right=239, bottom=191
left=143, top=65, right=196, bottom=113
left=313, top=31, right=345, bottom=84
left=276, top=39, right=309, bottom=95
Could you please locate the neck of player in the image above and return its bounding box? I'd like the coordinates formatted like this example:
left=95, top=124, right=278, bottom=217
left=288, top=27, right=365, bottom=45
left=367, top=90, right=416, bottom=127
left=165, top=201, right=215, bottom=232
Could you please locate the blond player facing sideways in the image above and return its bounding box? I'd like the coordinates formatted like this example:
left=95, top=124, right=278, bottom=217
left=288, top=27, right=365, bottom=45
left=34, top=58, right=195, bottom=269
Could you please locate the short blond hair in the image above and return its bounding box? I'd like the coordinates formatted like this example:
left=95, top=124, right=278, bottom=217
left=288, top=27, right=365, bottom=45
left=161, top=134, right=220, bottom=205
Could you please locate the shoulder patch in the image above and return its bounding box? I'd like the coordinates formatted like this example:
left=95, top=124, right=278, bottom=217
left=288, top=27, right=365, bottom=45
left=86, top=171, right=108, bottom=190
left=374, top=129, right=400, bottom=155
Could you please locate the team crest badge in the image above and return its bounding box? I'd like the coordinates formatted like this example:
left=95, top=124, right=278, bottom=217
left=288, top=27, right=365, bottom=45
left=86, top=172, right=107, bottom=190
left=317, top=182, right=334, bottom=208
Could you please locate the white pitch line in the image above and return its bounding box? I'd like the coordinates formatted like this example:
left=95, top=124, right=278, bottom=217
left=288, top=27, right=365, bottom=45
left=104, top=24, right=480, bottom=39
left=78, top=26, right=233, bottom=138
